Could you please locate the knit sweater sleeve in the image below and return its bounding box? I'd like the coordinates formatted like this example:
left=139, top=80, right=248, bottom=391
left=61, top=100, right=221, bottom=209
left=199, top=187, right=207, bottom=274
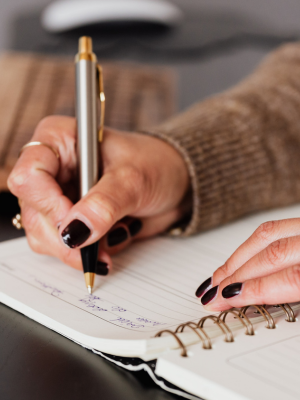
left=142, top=42, right=300, bottom=236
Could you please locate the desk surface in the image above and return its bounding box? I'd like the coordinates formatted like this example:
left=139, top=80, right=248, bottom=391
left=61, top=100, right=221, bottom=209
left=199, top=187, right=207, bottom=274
left=1, top=1, right=299, bottom=399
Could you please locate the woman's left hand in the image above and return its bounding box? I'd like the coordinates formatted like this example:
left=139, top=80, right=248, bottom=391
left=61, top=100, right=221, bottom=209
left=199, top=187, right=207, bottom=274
left=195, top=218, right=300, bottom=311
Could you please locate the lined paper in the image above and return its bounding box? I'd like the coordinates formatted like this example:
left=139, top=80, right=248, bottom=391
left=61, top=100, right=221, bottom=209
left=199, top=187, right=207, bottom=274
left=229, top=335, right=300, bottom=397
left=2, top=204, right=300, bottom=359
left=0, top=235, right=227, bottom=342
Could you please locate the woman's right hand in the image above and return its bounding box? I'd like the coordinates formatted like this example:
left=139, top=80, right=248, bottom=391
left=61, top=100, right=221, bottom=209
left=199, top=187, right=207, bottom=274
left=8, top=116, right=191, bottom=272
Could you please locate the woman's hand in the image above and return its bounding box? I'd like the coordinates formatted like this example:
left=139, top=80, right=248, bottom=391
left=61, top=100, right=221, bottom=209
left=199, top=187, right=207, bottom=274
left=8, top=116, right=190, bottom=271
left=195, top=218, right=300, bottom=310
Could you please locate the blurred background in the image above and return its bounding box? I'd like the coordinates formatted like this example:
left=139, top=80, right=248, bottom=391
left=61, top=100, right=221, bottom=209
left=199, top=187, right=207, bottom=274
left=1, top=0, right=300, bottom=269
left=2, top=0, right=300, bottom=108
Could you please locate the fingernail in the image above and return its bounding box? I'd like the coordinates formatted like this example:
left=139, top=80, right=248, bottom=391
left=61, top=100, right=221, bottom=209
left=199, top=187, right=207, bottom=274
left=107, top=227, right=128, bottom=247
left=95, top=261, right=109, bottom=276
left=61, top=219, right=91, bottom=248
left=195, top=277, right=212, bottom=298
left=128, top=219, right=142, bottom=237
left=222, top=282, right=243, bottom=299
left=201, top=286, right=218, bottom=305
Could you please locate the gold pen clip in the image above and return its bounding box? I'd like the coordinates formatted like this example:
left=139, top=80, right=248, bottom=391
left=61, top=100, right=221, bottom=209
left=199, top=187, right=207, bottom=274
left=97, top=64, right=105, bottom=143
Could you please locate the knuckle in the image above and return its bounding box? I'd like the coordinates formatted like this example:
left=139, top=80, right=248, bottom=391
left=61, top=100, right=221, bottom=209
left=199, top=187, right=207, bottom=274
left=286, top=265, right=300, bottom=291
left=83, top=192, right=120, bottom=226
left=32, top=196, right=59, bottom=220
left=7, top=169, right=30, bottom=195
left=264, top=238, right=289, bottom=265
left=214, top=260, right=232, bottom=282
left=250, top=277, right=265, bottom=300
left=36, top=115, right=58, bottom=131
left=117, top=165, right=146, bottom=195
left=254, top=221, right=278, bottom=242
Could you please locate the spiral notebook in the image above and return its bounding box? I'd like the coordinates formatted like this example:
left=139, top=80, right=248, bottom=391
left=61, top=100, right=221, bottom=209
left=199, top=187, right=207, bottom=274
left=1, top=204, right=300, bottom=400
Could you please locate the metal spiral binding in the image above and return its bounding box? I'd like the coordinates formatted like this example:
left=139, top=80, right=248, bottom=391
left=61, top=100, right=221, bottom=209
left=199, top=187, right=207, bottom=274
left=155, top=303, right=295, bottom=357
left=240, top=305, right=275, bottom=329
left=272, top=304, right=296, bottom=322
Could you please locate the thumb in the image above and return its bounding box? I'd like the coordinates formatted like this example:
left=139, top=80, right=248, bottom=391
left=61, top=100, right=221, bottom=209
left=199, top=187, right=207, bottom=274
left=58, top=169, right=141, bottom=249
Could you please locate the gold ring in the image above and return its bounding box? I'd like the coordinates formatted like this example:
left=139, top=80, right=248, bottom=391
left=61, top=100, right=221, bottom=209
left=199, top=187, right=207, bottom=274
left=12, top=213, right=23, bottom=230
left=19, top=141, right=60, bottom=159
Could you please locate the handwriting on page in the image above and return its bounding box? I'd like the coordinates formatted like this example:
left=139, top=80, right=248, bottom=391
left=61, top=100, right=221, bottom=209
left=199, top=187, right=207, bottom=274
left=34, top=277, right=168, bottom=330
left=0, top=258, right=168, bottom=331
left=1, top=247, right=208, bottom=333
left=79, top=295, right=166, bottom=328
left=79, top=295, right=127, bottom=312
left=35, top=279, right=63, bottom=297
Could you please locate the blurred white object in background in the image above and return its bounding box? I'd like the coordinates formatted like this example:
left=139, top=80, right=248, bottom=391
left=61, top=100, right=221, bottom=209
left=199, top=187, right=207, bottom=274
left=41, top=0, right=183, bottom=32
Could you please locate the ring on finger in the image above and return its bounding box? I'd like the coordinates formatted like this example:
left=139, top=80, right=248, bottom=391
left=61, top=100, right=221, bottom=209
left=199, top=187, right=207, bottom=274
left=12, top=213, right=23, bottom=230
left=19, top=141, right=60, bottom=159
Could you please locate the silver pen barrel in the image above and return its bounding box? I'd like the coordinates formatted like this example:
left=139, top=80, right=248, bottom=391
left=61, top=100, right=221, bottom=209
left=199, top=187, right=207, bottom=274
left=75, top=37, right=98, bottom=198
left=75, top=36, right=100, bottom=293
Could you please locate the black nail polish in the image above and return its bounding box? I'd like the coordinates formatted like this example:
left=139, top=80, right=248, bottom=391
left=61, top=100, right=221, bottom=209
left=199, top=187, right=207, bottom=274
left=61, top=219, right=91, bottom=248
left=107, top=227, right=128, bottom=247
left=95, top=261, right=109, bottom=276
left=128, top=219, right=142, bottom=237
left=195, top=277, right=212, bottom=298
left=222, top=282, right=243, bottom=299
left=201, top=286, right=218, bottom=305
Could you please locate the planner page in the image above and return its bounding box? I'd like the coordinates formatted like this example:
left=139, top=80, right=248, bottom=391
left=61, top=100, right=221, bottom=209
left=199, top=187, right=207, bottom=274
left=0, top=234, right=223, bottom=357
left=1, top=204, right=300, bottom=357
left=155, top=309, right=300, bottom=400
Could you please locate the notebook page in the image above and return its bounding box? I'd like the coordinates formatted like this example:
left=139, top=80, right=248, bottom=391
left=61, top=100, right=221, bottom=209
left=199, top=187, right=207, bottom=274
left=0, top=234, right=226, bottom=348
left=155, top=309, right=300, bottom=400
left=1, top=204, right=300, bottom=356
left=229, top=335, right=300, bottom=398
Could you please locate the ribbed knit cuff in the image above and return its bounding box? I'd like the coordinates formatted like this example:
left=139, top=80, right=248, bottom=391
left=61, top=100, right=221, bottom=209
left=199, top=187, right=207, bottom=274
left=141, top=42, right=300, bottom=236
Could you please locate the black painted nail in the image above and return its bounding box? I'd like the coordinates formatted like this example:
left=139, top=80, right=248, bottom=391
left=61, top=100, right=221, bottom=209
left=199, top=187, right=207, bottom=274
left=195, top=277, right=212, bottom=298
left=128, top=219, right=142, bottom=237
left=61, top=219, right=91, bottom=248
left=222, top=282, right=243, bottom=299
left=201, top=286, right=218, bottom=305
left=95, top=261, right=109, bottom=276
left=107, top=227, right=128, bottom=247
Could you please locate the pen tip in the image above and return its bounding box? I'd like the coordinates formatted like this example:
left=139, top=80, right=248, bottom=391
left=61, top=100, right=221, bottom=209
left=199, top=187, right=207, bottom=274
left=88, top=286, right=92, bottom=294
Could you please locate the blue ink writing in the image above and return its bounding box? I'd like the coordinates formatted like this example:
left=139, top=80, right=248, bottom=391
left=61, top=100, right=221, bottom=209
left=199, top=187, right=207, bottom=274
left=35, top=279, right=63, bottom=297
left=136, top=317, right=166, bottom=327
left=110, top=317, right=144, bottom=329
left=79, top=295, right=107, bottom=312
left=111, top=306, right=127, bottom=312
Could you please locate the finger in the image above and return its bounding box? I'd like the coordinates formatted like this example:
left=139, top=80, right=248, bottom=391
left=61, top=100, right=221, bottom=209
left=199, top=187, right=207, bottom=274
left=100, top=208, right=181, bottom=255
left=58, top=167, right=145, bottom=249
left=21, top=202, right=112, bottom=272
left=224, top=235, right=300, bottom=285
left=212, top=219, right=300, bottom=287
left=99, top=221, right=131, bottom=255
left=200, top=235, right=300, bottom=311
left=220, top=264, right=300, bottom=309
left=7, top=116, right=76, bottom=226
left=21, top=202, right=82, bottom=269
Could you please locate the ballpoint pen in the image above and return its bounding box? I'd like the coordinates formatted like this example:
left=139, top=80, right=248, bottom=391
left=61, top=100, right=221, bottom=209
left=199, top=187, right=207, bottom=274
left=75, top=36, right=105, bottom=294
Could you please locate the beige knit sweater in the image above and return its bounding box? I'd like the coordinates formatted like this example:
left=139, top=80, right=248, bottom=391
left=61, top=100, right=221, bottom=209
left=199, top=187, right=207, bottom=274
left=145, top=42, right=300, bottom=236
